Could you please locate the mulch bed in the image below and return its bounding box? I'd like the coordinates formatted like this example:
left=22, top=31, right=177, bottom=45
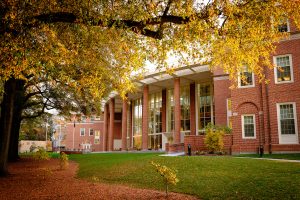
left=0, top=158, right=199, bottom=200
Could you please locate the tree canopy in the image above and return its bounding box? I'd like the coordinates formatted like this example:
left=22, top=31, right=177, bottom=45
left=1, top=0, right=300, bottom=95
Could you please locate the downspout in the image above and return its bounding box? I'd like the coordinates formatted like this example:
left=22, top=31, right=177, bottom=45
left=259, top=82, right=265, bottom=151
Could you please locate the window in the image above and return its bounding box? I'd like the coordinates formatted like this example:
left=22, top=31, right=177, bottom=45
left=197, top=83, right=214, bottom=131
left=149, top=92, right=162, bottom=134
left=180, top=85, right=190, bottom=131
left=242, top=115, right=256, bottom=139
left=167, top=89, right=175, bottom=132
left=278, top=103, right=297, bottom=135
left=274, top=55, right=293, bottom=83
left=277, top=103, right=298, bottom=144
left=278, top=19, right=290, bottom=32
left=227, top=99, right=232, bottom=128
left=94, top=130, right=100, bottom=144
left=89, top=128, right=94, bottom=136
left=81, top=116, right=86, bottom=123
left=80, top=128, right=85, bottom=136
left=133, top=98, right=142, bottom=149
left=167, top=86, right=190, bottom=132
left=90, top=116, right=95, bottom=122
left=238, top=66, right=254, bottom=87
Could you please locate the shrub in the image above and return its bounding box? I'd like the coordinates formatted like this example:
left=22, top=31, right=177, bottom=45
left=151, top=161, right=179, bottom=196
left=204, top=123, right=225, bottom=153
left=134, top=136, right=142, bottom=150
left=33, top=147, right=50, bottom=160
left=59, top=152, right=69, bottom=170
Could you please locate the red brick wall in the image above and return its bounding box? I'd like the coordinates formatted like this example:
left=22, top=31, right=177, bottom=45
left=265, top=38, right=300, bottom=147
left=214, top=78, right=231, bottom=126
left=168, top=143, right=185, bottom=153
left=184, top=135, right=233, bottom=154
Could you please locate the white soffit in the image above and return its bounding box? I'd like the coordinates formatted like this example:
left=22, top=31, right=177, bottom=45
left=153, top=73, right=173, bottom=81
left=192, top=65, right=210, bottom=72
left=174, top=69, right=194, bottom=76
left=140, top=77, right=157, bottom=84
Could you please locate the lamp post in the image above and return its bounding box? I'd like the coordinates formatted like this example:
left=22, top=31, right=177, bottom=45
left=58, top=124, right=61, bottom=153
left=45, top=118, right=48, bottom=141
left=72, top=120, right=76, bottom=150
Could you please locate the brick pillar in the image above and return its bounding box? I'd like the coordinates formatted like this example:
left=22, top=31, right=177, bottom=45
left=109, top=98, right=115, bottom=151
left=129, top=102, right=133, bottom=149
left=190, top=83, right=196, bottom=135
left=121, top=98, right=128, bottom=150
left=174, top=78, right=181, bottom=143
left=142, top=85, right=149, bottom=150
left=103, top=104, right=108, bottom=151
left=162, top=89, right=167, bottom=132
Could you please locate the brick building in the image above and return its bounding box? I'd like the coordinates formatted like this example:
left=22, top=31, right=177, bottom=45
left=63, top=21, right=300, bottom=154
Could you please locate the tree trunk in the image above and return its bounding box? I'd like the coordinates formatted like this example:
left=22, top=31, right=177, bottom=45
left=8, top=118, right=22, bottom=162
left=0, top=78, right=17, bottom=176
left=8, top=79, right=26, bottom=162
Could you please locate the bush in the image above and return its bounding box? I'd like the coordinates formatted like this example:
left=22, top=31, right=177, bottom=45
left=59, top=152, right=69, bottom=170
left=33, top=147, right=50, bottom=160
left=204, top=123, right=225, bottom=153
left=134, top=136, right=142, bottom=150
left=151, top=161, right=179, bottom=196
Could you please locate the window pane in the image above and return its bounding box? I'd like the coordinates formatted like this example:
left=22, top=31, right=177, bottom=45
left=149, top=92, right=162, bottom=134
left=243, top=116, right=255, bottom=137
left=280, top=104, right=296, bottom=135
left=276, top=56, right=291, bottom=82
left=180, top=85, right=190, bottom=131
left=198, top=84, right=213, bottom=130
left=240, top=66, right=253, bottom=86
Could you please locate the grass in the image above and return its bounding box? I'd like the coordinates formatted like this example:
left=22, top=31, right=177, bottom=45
left=236, top=153, right=300, bottom=160
left=69, top=153, right=300, bottom=200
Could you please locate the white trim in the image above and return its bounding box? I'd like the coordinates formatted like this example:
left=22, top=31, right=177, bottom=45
left=273, top=54, right=294, bottom=84
left=213, top=76, right=229, bottom=81
left=80, top=128, right=85, bottom=136
left=237, top=67, right=255, bottom=88
left=227, top=98, right=232, bottom=128
left=276, top=102, right=299, bottom=144
left=241, top=114, right=256, bottom=139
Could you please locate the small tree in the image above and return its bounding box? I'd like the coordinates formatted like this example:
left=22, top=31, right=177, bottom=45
left=59, top=152, right=69, bottom=170
left=151, top=161, right=179, bottom=196
left=204, top=123, right=225, bottom=154
left=134, top=136, right=142, bottom=150
left=33, top=147, right=50, bottom=160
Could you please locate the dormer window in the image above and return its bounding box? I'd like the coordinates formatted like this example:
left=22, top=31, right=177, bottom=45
left=278, top=19, right=290, bottom=32
left=238, top=66, right=254, bottom=88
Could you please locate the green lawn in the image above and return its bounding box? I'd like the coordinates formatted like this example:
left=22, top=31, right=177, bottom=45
left=69, top=153, right=300, bottom=200
left=236, top=153, right=300, bottom=160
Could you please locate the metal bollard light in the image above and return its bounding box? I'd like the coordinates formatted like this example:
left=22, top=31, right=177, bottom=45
left=259, top=145, right=264, bottom=157
left=188, top=144, right=192, bottom=156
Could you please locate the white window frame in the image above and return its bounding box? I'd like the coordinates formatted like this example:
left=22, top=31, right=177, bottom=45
left=238, top=67, right=255, bottom=88
left=81, top=116, right=86, bottom=123
left=226, top=98, right=232, bottom=128
left=273, top=54, right=294, bottom=84
left=278, top=19, right=290, bottom=33
left=80, top=128, right=85, bottom=136
left=89, top=128, right=94, bottom=136
left=276, top=102, right=299, bottom=144
left=241, top=114, right=256, bottom=139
